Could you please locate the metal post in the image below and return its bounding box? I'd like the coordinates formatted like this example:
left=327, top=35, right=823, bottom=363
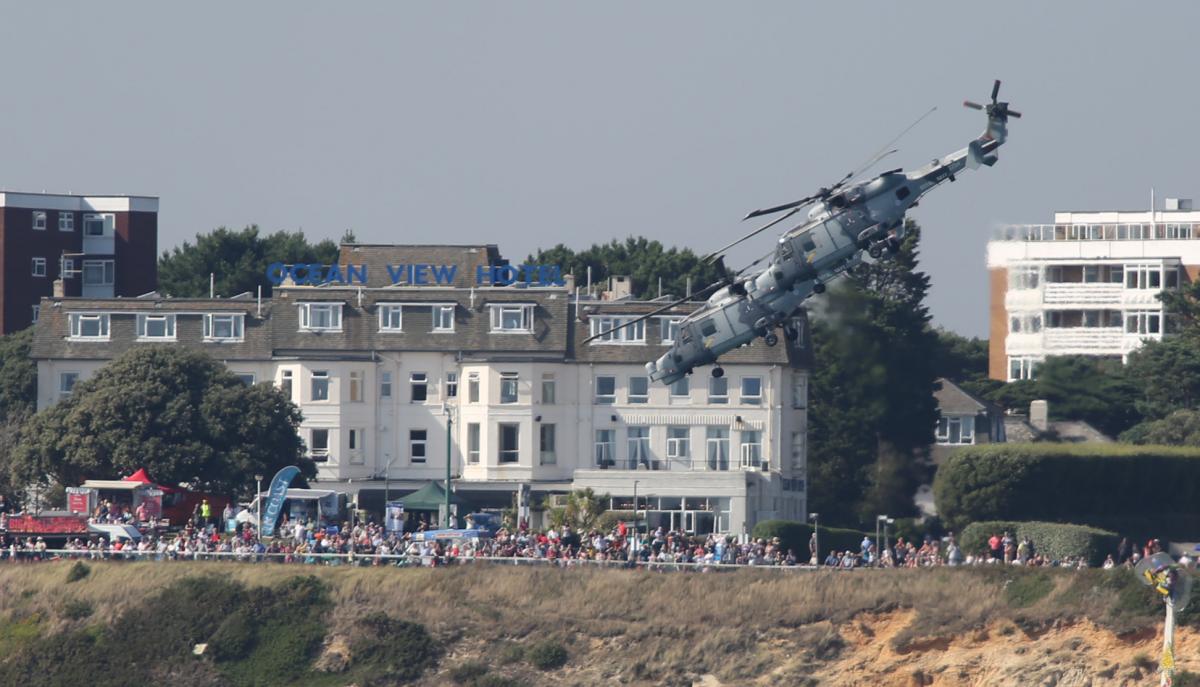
left=445, top=410, right=452, bottom=529
left=632, top=480, right=639, bottom=559
left=809, top=512, right=819, bottom=566
left=254, top=474, right=263, bottom=536
left=1162, top=600, right=1176, bottom=687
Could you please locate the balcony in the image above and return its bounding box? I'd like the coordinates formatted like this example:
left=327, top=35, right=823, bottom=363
left=592, top=455, right=768, bottom=472
left=1040, top=328, right=1148, bottom=354
left=1042, top=283, right=1123, bottom=306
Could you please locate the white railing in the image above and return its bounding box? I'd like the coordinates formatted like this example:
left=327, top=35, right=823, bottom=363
left=994, top=223, right=1200, bottom=242
left=1042, top=283, right=1124, bottom=305
left=1042, top=328, right=1125, bottom=352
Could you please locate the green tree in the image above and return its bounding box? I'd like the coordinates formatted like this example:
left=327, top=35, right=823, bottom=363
left=527, top=237, right=729, bottom=299
left=1121, top=409, right=1200, bottom=446
left=1125, top=335, right=1200, bottom=422
left=15, top=347, right=313, bottom=499
left=545, top=488, right=608, bottom=530
left=158, top=226, right=352, bottom=298
left=1030, top=356, right=1140, bottom=437
left=807, top=222, right=939, bottom=525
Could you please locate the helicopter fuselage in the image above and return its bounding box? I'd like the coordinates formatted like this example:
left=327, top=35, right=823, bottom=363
left=644, top=105, right=1009, bottom=386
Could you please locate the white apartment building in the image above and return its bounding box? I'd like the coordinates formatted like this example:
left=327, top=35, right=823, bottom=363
left=986, top=201, right=1200, bottom=381
left=31, top=244, right=809, bottom=535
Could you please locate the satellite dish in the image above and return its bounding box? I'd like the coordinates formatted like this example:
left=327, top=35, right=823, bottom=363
left=1135, top=552, right=1176, bottom=585
left=1134, top=552, right=1194, bottom=611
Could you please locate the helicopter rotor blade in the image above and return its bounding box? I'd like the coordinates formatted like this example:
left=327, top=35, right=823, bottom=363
left=1007, top=109, right=1022, bottom=119
left=990, top=79, right=1001, bottom=103
left=743, top=194, right=817, bottom=221
left=579, top=279, right=727, bottom=344
left=844, top=105, right=937, bottom=183
left=963, top=100, right=984, bottom=111
left=704, top=207, right=802, bottom=263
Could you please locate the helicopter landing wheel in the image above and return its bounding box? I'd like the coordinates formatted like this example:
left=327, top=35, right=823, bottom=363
left=868, top=243, right=884, bottom=259
left=711, top=366, right=725, bottom=379
left=813, top=282, right=826, bottom=294
left=764, top=332, right=779, bottom=347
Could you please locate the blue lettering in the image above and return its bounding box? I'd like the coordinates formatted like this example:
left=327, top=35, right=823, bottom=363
left=493, top=265, right=517, bottom=286
left=413, top=264, right=429, bottom=285
left=538, top=265, right=565, bottom=286
left=347, top=264, right=368, bottom=284
left=432, top=264, right=457, bottom=284
left=325, top=263, right=345, bottom=284
left=288, top=264, right=307, bottom=284
left=387, top=264, right=406, bottom=285
left=520, top=264, right=537, bottom=285
left=308, top=263, right=325, bottom=285
left=266, top=262, right=287, bottom=286
left=476, top=264, right=491, bottom=285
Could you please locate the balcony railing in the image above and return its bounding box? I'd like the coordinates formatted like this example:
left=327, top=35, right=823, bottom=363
left=592, top=456, right=768, bottom=472
left=994, top=223, right=1200, bottom=242
left=1042, top=283, right=1124, bottom=305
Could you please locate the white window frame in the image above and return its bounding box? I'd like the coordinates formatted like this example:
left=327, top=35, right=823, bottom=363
left=595, top=375, right=616, bottom=405
left=378, top=304, right=403, bottom=332
left=792, top=372, right=807, bottom=409
left=81, top=259, right=114, bottom=286
left=410, top=429, right=428, bottom=463
left=59, top=371, right=80, bottom=397
left=670, top=377, right=691, bottom=403
left=60, top=258, right=75, bottom=278
left=489, top=304, right=534, bottom=333
left=739, top=430, right=763, bottom=469
left=659, top=317, right=683, bottom=344
left=1007, top=356, right=1041, bottom=382
left=349, top=371, right=364, bottom=403
left=708, top=376, right=728, bottom=404
left=280, top=369, right=294, bottom=400
left=467, top=423, right=481, bottom=464
left=32, top=211, right=46, bottom=231
left=136, top=314, right=177, bottom=341
left=589, top=316, right=645, bottom=344
left=468, top=372, right=480, bottom=403
left=498, top=423, right=520, bottom=464
left=499, top=372, right=519, bottom=404
left=380, top=371, right=392, bottom=399
left=627, top=426, right=652, bottom=469
left=203, top=314, right=245, bottom=342
left=445, top=372, right=458, bottom=398
left=667, top=427, right=690, bottom=461
left=31, top=257, right=46, bottom=277
left=410, top=372, right=428, bottom=403
left=310, top=428, right=330, bottom=461
left=83, top=213, right=113, bottom=237
left=347, top=428, right=365, bottom=464
left=541, top=373, right=556, bottom=405
left=628, top=376, right=649, bottom=404
left=433, top=304, right=455, bottom=332
left=234, top=372, right=256, bottom=385
left=740, top=376, right=763, bottom=405
left=68, top=313, right=110, bottom=340
left=540, top=423, right=557, bottom=465
left=31, top=305, right=39, bottom=324
left=299, top=302, right=343, bottom=332
left=935, top=415, right=975, bottom=446
left=311, top=370, right=330, bottom=402
left=58, top=212, right=73, bottom=232
left=594, top=429, right=615, bottom=468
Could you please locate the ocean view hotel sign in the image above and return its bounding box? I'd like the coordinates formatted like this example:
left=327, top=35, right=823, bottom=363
left=266, top=262, right=565, bottom=287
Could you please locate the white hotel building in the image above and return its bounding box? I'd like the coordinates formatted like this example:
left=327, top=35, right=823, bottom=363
left=31, top=244, right=809, bottom=535
left=987, top=201, right=1200, bottom=381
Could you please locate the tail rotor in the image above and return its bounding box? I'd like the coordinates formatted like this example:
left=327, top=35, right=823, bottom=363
left=964, top=79, right=1021, bottom=120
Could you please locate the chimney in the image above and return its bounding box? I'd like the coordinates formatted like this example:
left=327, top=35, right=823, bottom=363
left=603, top=275, right=632, bottom=301
left=52, top=279, right=65, bottom=298
left=1030, top=400, right=1049, bottom=432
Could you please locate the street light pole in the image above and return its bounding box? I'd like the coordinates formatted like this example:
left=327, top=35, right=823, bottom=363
left=254, top=474, right=264, bottom=536
left=876, top=515, right=888, bottom=568
left=809, top=512, right=819, bottom=566
left=445, top=403, right=453, bottom=529
left=632, top=480, right=640, bottom=559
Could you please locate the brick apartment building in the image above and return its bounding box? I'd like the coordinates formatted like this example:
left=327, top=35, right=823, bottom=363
left=0, top=191, right=158, bottom=334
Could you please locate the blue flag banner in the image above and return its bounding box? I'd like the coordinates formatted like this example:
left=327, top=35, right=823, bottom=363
left=261, top=466, right=300, bottom=537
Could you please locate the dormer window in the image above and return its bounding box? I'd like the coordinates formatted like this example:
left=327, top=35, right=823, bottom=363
left=137, top=314, right=177, bottom=341
left=590, top=316, right=644, bottom=344
left=299, top=302, right=343, bottom=331
left=204, top=314, right=245, bottom=341
left=379, top=304, right=403, bottom=332
left=489, top=304, right=533, bottom=333
left=68, top=313, right=110, bottom=340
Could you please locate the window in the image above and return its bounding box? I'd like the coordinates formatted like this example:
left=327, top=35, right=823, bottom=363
left=467, top=423, right=481, bottom=464
left=136, top=314, right=176, bottom=340
left=540, top=424, right=556, bottom=465
left=708, top=376, right=728, bottom=404
left=660, top=317, right=683, bottom=343
left=31, top=305, right=39, bottom=324
left=706, top=427, right=730, bottom=471
left=1009, top=314, right=1042, bottom=333
left=595, top=376, right=616, bottom=404
left=468, top=372, right=480, bottom=403
left=378, top=304, right=403, bottom=331
left=311, top=370, right=330, bottom=401
left=741, top=376, right=763, bottom=405
left=1126, top=311, right=1163, bottom=336
left=667, top=427, right=690, bottom=465
left=489, top=304, right=534, bottom=332
left=380, top=371, right=392, bottom=399
left=69, top=313, right=109, bottom=340
left=204, top=314, right=245, bottom=341
left=1007, top=357, right=1040, bottom=382
left=32, top=211, right=46, bottom=230
left=792, top=372, right=807, bottom=409
left=670, top=377, right=690, bottom=401
left=594, top=429, right=615, bottom=468
left=280, top=370, right=294, bottom=400
left=82, top=260, right=114, bottom=286
left=59, top=258, right=74, bottom=278
left=59, top=372, right=79, bottom=397
left=1008, top=266, right=1040, bottom=290
left=299, top=303, right=342, bottom=331
left=83, top=214, right=112, bottom=236
left=433, top=305, right=455, bottom=332
left=589, top=316, right=645, bottom=343
left=310, top=429, right=330, bottom=461
left=410, top=429, right=427, bottom=463
left=628, top=376, right=649, bottom=404
left=349, top=371, right=363, bottom=402
left=499, top=372, right=518, bottom=404
left=58, top=213, right=73, bottom=232
left=628, top=427, right=652, bottom=469
left=31, top=257, right=46, bottom=277
left=791, top=431, right=805, bottom=470
left=445, top=372, right=458, bottom=398
left=541, top=373, right=556, bottom=404
left=498, top=424, right=520, bottom=464
left=410, top=372, right=428, bottom=403
left=234, top=373, right=256, bottom=385
left=348, top=429, right=364, bottom=464
left=935, top=415, right=975, bottom=445
left=740, top=431, right=763, bottom=468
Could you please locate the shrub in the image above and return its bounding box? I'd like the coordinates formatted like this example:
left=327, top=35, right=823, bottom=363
left=498, top=643, right=524, bottom=665
left=59, top=599, right=93, bottom=621
left=934, top=443, right=1200, bottom=538
left=959, top=521, right=1120, bottom=566
left=751, top=520, right=871, bottom=560
left=595, top=510, right=636, bottom=532
left=449, top=661, right=490, bottom=684
left=350, top=612, right=441, bottom=683
left=65, top=561, right=90, bottom=583
left=526, top=641, right=568, bottom=670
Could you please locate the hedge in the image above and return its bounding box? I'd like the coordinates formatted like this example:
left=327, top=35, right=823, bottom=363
left=959, top=521, right=1120, bottom=567
left=933, top=443, right=1200, bottom=540
left=751, top=520, right=871, bottom=561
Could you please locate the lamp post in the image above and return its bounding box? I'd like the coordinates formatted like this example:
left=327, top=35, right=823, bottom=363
left=809, top=512, right=819, bottom=566
left=632, top=480, right=640, bottom=559
left=254, top=473, right=264, bottom=536
left=875, top=515, right=889, bottom=567
left=444, top=402, right=453, bottom=529
left=884, top=517, right=895, bottom=560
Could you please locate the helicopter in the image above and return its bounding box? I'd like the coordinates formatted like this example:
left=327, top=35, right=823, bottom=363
left=582, top=80, right=1020, bottom=386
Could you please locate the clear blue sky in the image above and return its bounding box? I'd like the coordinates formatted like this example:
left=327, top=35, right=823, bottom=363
left=3, top=2, right=1197, bottom=336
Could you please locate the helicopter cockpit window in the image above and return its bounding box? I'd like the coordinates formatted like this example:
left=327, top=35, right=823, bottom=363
left=895, top=186, right=911, bottom=200
left=801, top=238, right=817, bottom=253
left=779, top=242, right=794, bottom=259
left=699, top=319, right=717, bottom=337
left=829, top=195, right=848, bottom=209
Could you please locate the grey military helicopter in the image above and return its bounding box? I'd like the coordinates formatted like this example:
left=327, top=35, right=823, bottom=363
left=584, top=80, right=1020, bottom=386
